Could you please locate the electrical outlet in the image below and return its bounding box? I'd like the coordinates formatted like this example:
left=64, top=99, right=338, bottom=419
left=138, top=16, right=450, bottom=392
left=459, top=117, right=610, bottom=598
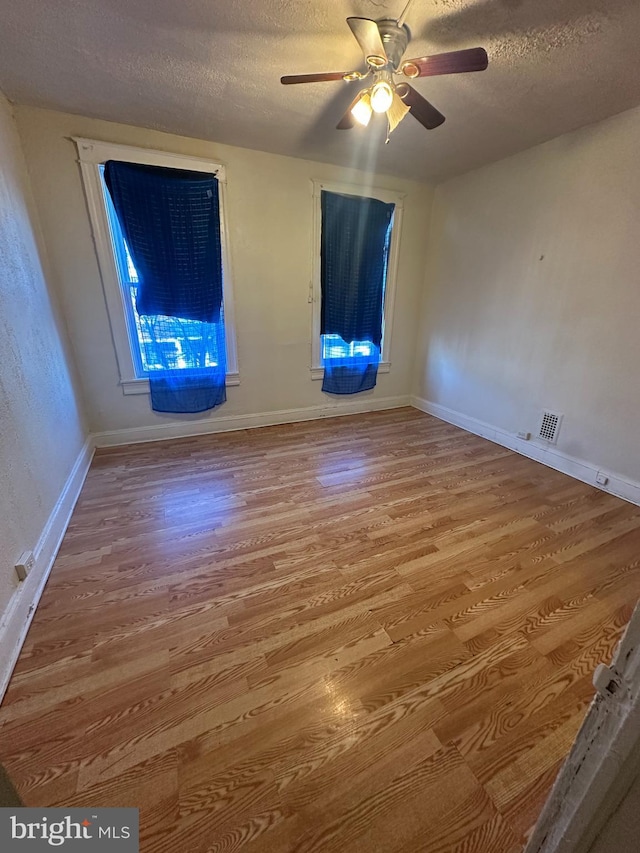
left=15, top=550, right=35, bottom=582
left=596, top=471, right=609, bottom=486
left=517, top=431, right=531, bottom=440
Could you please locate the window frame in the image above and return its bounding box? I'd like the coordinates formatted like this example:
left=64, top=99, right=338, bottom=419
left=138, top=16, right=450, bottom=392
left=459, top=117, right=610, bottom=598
left=310, top=179, right=405, bottom=380
left=74, top=137, right=239, bottom=395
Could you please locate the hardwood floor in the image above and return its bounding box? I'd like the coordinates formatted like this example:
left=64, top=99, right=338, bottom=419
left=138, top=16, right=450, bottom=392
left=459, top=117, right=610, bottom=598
left=2, top=408, right=640, bottom=852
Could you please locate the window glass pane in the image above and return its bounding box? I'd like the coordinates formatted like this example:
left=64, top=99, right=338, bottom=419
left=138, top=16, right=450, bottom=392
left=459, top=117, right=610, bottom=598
left=133, top=298, right=224, bottom=372
left=125, top=246, right=138, bottom=283
left=321, top=334, right=375, bottom=361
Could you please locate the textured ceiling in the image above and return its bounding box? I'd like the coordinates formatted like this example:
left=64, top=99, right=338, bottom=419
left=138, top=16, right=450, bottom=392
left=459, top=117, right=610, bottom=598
left=1, top=0, right=640, bottom=182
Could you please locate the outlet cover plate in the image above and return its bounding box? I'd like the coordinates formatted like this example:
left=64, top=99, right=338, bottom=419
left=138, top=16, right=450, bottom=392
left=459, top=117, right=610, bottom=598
left=15, top=550, right=35, bottom=582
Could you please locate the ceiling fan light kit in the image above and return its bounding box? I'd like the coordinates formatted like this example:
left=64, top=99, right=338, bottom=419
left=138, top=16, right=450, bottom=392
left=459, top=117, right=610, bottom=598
left=280, top=6, right=488, bottom=140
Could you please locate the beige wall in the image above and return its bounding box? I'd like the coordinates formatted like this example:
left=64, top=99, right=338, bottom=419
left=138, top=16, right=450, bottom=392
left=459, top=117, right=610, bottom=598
left=15, top=106, right=433, bottom=435
left=0, top=93, right=86, bottom=624
left=413, top=105, right=640, bottom=484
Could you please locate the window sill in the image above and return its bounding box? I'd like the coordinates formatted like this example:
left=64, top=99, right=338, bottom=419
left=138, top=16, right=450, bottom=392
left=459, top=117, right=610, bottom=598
left=310, top=362, right=391, bottom=381
left=120, top=372, right=240, bottom=395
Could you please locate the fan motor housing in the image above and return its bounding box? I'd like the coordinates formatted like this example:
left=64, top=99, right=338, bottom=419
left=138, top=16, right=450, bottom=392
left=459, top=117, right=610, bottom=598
left=376, top=19, right=411, bottom=70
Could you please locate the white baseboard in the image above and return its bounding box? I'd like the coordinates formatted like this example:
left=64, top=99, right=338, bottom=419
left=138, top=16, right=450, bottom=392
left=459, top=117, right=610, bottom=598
left=411, top=396, right=640, bottom=507
left=93, top=395, right=411, bottom=447
left=0, top=437, right=95, bottom=702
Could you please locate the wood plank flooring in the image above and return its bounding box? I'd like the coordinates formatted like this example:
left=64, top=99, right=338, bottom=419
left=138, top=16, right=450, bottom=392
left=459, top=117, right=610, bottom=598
left=2, top=408, right=640, bottom=852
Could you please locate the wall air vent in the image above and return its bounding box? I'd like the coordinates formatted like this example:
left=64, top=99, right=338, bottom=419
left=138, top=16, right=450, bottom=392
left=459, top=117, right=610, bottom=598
left=538, top=409, right=563, bottom=444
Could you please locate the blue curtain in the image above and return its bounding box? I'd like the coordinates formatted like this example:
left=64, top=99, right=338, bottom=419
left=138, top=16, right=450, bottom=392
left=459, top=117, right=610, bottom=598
left=135, top=314, right=226, bottom=413
left=104, top=161, right=226, bottom=413
left=320, top=191, right=394, bottom=394
left=322, top=339, right=382, bottom=395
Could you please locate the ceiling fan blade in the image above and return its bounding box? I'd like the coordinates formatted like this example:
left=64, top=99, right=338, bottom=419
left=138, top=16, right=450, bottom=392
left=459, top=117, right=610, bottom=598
left=401, top=47, right=488, bottom=78
left=281, top=71, right=355, bottom=85
left=347, top=17, right=388, bottom=66
left=337, top=92, right=368, bottom=129
left=396, top=83, right=445, bottom=130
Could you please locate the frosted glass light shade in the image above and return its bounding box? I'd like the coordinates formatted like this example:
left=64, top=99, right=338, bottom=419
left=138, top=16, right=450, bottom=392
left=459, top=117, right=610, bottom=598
left=351, top=91, right=373, bottom=126
left=370, top=81, right=394, bottom=113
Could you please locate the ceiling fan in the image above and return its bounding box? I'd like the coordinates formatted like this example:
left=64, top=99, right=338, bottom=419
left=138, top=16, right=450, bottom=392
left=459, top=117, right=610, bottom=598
left=280, top=3, right=488, bottom=138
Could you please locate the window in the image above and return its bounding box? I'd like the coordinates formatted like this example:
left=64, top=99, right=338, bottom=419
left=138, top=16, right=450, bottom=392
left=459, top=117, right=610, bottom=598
left=310, top=180, right=404, bottom=380
left=75, top=138, right=238, bottom=395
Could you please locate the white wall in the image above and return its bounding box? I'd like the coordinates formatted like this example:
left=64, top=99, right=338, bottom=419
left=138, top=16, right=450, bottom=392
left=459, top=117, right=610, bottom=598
left=0, top=92, right=87, bottom=680
left=15, top=106, right=433, bottom=438
left=413, top=105, right=640, bottom=487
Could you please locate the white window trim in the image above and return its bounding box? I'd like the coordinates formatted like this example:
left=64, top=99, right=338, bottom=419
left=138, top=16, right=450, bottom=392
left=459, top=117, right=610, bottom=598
left=74, top=137, right=239, bottom=394
left=309, top=179, right=405, bottom=380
